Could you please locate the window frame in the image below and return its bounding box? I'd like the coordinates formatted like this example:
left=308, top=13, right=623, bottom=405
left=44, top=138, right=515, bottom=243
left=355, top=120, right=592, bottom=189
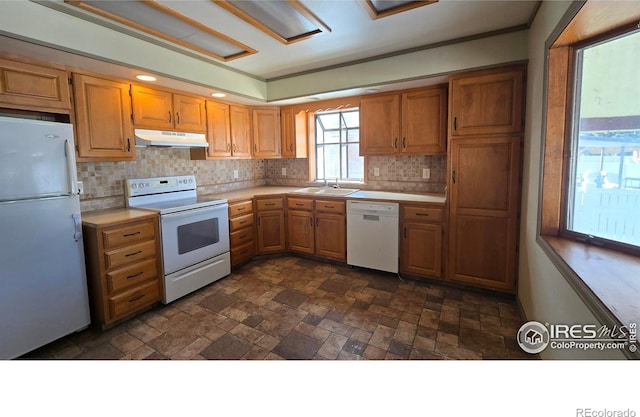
left=558, top=29, right=640, bottom=257
left=538, top=0, right=640, bottom=359
left=314, top=109, right=364, bottom=182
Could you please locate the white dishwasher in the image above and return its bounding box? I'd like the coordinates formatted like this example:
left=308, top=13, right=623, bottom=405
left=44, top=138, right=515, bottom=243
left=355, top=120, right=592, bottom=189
left=347, top=200, right=399, bottom=273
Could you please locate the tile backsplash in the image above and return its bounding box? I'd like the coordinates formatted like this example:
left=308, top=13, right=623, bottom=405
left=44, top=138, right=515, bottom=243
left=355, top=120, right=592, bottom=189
left=78, top=148, right=446, bottom=212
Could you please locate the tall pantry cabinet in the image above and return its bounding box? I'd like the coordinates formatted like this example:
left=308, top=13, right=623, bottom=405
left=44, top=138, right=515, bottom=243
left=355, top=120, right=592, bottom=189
left=446, top=65, right=525, bottom=292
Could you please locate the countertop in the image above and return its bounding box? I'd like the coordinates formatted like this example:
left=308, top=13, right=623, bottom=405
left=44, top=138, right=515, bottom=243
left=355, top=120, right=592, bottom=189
left=82, top=207, right=157, bottom=227
left=207, top=186, right=446, bottom=205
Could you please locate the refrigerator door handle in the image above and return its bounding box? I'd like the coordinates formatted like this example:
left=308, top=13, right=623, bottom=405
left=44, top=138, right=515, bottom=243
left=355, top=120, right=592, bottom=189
left=64, top=139, right=77, bottom=195
left=72, top=213, right=82, bottom=241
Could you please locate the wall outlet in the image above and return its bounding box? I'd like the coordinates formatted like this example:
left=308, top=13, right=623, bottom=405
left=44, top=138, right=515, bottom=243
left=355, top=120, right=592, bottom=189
left=77, top=181, right=84, bottom=195
left=374, top=167, right=380, bottom=177
left=282, top=167, right=287, bottom=176
left=422, top=168, right=430, bottom=180
left=233, top=169, right=239, bottom=179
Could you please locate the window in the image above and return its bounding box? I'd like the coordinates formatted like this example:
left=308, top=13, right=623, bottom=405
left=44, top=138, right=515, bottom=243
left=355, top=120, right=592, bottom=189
left=315, top=109, right=364, bottom=182
left=565, top=29, right=640, bottom=251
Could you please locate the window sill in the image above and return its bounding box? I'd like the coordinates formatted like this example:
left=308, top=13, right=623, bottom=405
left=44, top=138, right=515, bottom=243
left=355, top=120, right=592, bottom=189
left=538, top=235, right=640, bottom=359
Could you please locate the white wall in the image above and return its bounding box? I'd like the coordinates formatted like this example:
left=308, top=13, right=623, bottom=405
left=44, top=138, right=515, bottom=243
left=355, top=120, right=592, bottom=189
left=519, top=1, right=625, bottom=359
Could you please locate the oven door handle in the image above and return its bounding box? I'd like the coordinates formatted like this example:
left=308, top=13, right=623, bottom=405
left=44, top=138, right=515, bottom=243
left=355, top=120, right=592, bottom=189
left=161, top=204, right=228, bottom=221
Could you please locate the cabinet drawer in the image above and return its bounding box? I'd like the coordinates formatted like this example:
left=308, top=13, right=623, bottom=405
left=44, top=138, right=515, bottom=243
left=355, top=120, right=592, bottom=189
left=231, top=241, right=255, bottom=266
left=315, top=200, right=345, bottom=214
left=402, top=206, right=443, bottom=222
left=104, top=240, right=156, bottom=270
left=287, top=197, right=313, bottom=211
left=230, top=228, right=254, bottom=247
left=230, top=213, right=254, bottom=231
left=106, top=258, right=158, bottom=294
left=102, top=221, right=155, bottom=249
left=229, top=200, right=253, bottom=217
left=108, top=280, right=160, bottom=321
left=256, top=197, right=283, bottom=211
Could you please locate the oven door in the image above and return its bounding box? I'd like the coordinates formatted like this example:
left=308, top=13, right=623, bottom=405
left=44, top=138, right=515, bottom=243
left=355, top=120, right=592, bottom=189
left=160, top=204, right=230, bottom=275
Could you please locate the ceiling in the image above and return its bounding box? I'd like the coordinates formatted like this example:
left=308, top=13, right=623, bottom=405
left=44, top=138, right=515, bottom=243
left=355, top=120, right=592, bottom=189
left=5, top=1, right=538, bottom=105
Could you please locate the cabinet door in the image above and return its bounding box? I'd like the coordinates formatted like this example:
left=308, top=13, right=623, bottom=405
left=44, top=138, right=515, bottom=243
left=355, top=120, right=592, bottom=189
left=450, top=68, right=524, bottom=137
left=73, top=74, right=134, bottom=161
left=256, top=211, right=286, bottom=253
left=280, top=108, right=308, bottom=159
left=401, top=86, right=447, bottom=154
left=315, top=213, right=346, bottom=261
left=205, top=100, right=231, bottom=157
left=131, top=85, right=173, bottom=130
left=174, top=94, right=206, bottom=132
left=0, top=59, right=70, bottom=113
left=401, top=222, right=442, bottom=278
left=229, top=104, right=252, bottom=158
left=447, top=136, right=521, bottom=291
left=360, top=94, right=400, bottom=155
left=287, top=210, right=314, bottom=254
left=252, top=107, right=280, bottom=158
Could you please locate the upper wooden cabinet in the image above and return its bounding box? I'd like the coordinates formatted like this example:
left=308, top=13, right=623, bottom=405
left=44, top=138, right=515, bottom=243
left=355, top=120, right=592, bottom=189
left=72, top=73, right=134, bottom=161
left=281, top=107, right=308, bottom=159
left=229, top=104, right=252, bottom=158
left=252, top=107, right=281, bottom=158
left=0, top=58, right=70, bottom=113
left=131, top=85, right=206, bottom=133
left=449, top=66, right=524, bottom=137
left=360, top=85, right=447, bottom=156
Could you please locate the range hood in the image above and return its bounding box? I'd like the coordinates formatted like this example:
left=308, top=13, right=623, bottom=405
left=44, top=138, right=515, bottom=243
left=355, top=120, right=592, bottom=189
left=134, top=129, right=208, bottom=148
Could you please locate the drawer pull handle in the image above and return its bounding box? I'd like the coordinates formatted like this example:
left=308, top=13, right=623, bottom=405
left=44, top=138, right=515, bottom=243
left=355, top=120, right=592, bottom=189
left=123, top=231, right=141, bottom=237
left=239, top=220, right=247, bottom=224
left=128, top=294, right=145, bottom=303
left=323, top=205, right=334, bottom=209
left=295, top=203, right=304, bottom=206
left=404, top=227, right=407, bottom=239
left=416, top=213, right=430, bottom=217
left=125, top=250, right=143, bottom=257
left=239, top=234, right=247, bottom=239
left=237, top=207, right=245, bottom=211
left=126, top=271, right=144, bottom=279
left=265, top=203, right=276, bottom=206
left=240, top=249, right=248, bottom=255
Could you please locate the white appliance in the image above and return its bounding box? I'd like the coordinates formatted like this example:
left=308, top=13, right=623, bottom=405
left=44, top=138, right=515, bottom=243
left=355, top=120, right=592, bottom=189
left=347, top=200, right=400, bottom=273
left=134, top=129, right=208, bottom=148
left=0, top=116, right=91, bottom=359
left=125, top=175, right=230, bottom=304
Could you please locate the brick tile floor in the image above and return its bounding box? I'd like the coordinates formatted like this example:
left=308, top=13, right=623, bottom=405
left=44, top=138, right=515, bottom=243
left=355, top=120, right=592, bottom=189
left=22, top=256, right=537, bottom=360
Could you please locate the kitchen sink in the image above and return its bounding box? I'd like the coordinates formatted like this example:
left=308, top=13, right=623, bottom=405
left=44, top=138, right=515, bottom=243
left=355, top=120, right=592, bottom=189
left=293, top=187, right=359, bottom=196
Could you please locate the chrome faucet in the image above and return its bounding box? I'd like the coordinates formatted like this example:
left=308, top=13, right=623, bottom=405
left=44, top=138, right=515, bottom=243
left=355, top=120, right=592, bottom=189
left=332, top=178, right=340, bottom=188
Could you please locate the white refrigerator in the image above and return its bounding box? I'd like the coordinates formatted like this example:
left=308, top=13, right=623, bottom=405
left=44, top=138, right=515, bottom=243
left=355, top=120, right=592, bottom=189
left=0, top=116, right=90, bottom=359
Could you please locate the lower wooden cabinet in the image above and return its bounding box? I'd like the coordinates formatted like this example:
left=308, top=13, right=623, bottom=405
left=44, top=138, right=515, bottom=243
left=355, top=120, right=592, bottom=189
left=82, top=210, right=163, bottom=327
left=287, top=197, right=346, bottom=262
left=400, top=204, right=443, bottom=279
left=228, top=199, right=255, bottom=267
left=255, top=197, right=286, bottom=254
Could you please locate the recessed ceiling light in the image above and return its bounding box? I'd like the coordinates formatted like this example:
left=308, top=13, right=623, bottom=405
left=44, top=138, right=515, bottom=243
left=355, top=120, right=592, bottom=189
left=211, top=92, right=226, bottom=98
left=136, top=74, right=157, bottom=82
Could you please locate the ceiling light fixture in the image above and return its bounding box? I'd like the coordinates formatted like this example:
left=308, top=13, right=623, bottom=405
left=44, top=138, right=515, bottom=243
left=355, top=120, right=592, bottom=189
left=136, top=74, right=157, bottom=82
left=211, top=92, right=226, bottom=98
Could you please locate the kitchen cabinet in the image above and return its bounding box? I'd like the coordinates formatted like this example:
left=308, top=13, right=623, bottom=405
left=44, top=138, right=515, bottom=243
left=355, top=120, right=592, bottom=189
left=449, top=66, right=524, bottom=137
left=229, top=199, right=255, bottom=267
left=255, top=196, right=286, bottom=254
left=131, top=85, right=206, bottom=133
left=400, top=204, right=443, bottom=279
left=82, top=210, right=163, bottom=327
left=446, top=64, right=525, bottom=292
left=280, top=107, right=308, bottom=158
left=360, top=85, right=447, bottom=156
left=72, top=73, right=135, bottom=161
left=229, top=104, right=252, bottom=158
left=286, top=197, right=346, bottom=261
left=0, top=57, right=70, bottom=113
left=252, top=107, right=281, bottom=158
